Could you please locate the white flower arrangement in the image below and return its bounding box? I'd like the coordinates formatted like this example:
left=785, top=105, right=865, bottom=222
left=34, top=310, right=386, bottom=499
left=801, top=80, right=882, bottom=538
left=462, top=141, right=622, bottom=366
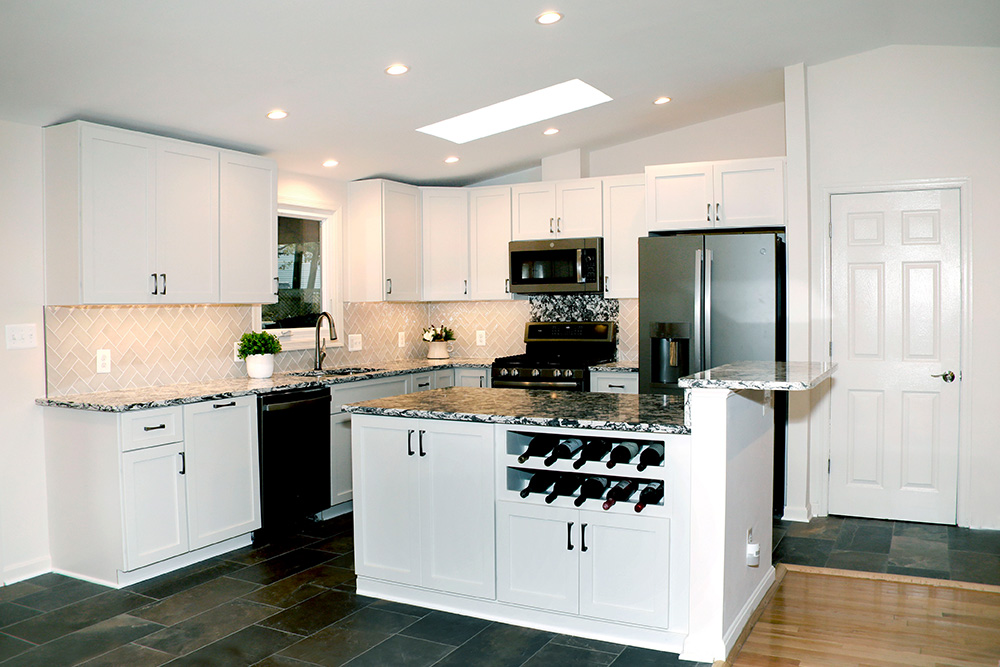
left=422, top=324, right=455, bottom=342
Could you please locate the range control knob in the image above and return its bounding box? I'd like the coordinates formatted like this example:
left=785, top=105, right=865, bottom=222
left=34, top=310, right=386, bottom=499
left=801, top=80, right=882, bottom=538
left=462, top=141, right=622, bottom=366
left=564, top=369, right=574, bottom=378
left=500, top=368, right=509, bottom=376
left=553, top=369, right=562, bottom=377
left=531, top=369, right=541, bottom=377
left=511, top=369, right=519, bottom=377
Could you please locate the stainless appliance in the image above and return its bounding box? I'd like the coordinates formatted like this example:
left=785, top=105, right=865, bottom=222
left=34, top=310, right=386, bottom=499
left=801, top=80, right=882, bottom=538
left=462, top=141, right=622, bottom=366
left=508, top=237, right=603, bottom=294
left=491, top=321, right=616, bottom=391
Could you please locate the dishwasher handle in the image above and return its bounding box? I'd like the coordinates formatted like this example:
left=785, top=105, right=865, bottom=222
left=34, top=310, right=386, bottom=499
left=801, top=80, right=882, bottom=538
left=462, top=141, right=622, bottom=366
left=261, top=394, right=331, bottom=412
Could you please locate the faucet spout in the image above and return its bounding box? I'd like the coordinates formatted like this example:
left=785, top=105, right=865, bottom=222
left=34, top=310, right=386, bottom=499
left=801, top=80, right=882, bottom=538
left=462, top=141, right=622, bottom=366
left=314, top=311, right=337, bottom=371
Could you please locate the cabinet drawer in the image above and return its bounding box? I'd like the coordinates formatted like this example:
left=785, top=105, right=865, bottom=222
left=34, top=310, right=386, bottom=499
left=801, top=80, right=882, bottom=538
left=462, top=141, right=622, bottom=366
left=591, top=372, right=639, bottom=394
left=331, top=376, right=409, bottom=414
left=121, top=407, right=183, bottom=451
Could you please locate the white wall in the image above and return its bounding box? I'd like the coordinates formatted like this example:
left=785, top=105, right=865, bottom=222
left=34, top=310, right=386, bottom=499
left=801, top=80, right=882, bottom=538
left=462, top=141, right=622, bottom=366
left=0, top=120, right=51, bottom=583
left=806, top=45, right=1000, bottom=528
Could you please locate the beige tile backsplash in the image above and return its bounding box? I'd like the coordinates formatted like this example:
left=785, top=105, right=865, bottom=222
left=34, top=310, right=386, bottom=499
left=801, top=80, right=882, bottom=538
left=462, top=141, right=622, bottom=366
left=45, top=297, right=638, bottom=396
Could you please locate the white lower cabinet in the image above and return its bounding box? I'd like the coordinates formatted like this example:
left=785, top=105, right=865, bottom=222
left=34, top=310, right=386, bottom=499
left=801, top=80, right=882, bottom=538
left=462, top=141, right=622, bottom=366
left=591, top=371, right=639, bottom=394
left=122, top=442, right=189, bottom=570
left=353, top=416, right=495, bottom=599
left=455, top=368, right=489, bottom=387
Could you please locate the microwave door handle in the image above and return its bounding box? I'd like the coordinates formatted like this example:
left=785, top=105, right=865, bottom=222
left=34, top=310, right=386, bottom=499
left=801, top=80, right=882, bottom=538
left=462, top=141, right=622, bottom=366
left=705, top=248, right=713, bottom=370
left=577, top=249, right=583, bottom=283
left=693, top=249, right=703, bottom=371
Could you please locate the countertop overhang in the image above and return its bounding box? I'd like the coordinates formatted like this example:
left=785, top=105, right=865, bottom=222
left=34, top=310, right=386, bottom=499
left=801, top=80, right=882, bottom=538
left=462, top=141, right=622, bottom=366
left=678, top=361, right=836, bottom=391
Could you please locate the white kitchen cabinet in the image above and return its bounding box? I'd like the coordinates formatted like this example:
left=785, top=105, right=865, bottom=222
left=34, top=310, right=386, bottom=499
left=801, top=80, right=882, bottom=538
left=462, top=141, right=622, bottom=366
left=422, top=188, right=470, bottom=301
left=455, top=368, right=489, bottom=388
left=511, top=178, right=603, bottom=240
left=434, top=369, right=455, bottom=388
left=220, top=151, right=278, bottom=304
left=602, top=174, right=645, bottom=299
left=410, top=372, right=436, bottom=392
left=353, top=416, right=495, bottom=599
left=468, top=186, right=513, bottom=300
left=645, top=157, right=784, bottom=232
left=591, top=371, right=639, bottom=394
left=122, top=441, right=189, bottom=570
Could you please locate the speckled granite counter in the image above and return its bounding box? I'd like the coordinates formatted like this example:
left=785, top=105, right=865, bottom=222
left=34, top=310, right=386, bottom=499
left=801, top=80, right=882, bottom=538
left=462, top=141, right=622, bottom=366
left=589, top=360, right=639, bottom=373
left=36, top=358, right=493, bottom=412
left=343, top=386, right=689, bottom=434
left=678, top=361, right=836, bottom=391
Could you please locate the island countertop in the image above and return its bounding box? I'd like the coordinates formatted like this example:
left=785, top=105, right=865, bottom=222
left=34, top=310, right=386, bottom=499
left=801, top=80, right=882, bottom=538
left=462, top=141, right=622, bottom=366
left=343, top=386, right=689, bottom=434
left=678, top=361, right=836, bottom=391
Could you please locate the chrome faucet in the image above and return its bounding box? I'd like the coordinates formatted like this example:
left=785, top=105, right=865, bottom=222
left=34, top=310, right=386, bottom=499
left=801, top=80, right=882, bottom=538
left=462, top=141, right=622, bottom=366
left=314, top=311, right=337, bottom=371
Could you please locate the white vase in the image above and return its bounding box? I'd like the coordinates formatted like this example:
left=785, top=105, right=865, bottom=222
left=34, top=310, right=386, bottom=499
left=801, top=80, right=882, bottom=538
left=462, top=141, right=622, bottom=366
left=245, top=353, right=275, bottom=379
left=427, top=341, right=452, bottom=359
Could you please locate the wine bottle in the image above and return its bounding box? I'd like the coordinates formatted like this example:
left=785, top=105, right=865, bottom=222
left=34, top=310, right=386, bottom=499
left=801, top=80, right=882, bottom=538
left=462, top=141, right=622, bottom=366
left=517, top=434, right=557, bottom=463
left=636, top=443, right=665, bottom=472
left=544, top=475, right=582, bottom=504
left=573, top=476, right=609, bottom=507
left=606, top=441, right=640, bottom=468
left=572, top=438, right=612, bottom=469
left=602, top=479, right=639, bottom=510
left=519, top=471, right=558, bottom=498
left=543, top=438, right=584, bottom=466
left=634, top=481, right=665, bottom=513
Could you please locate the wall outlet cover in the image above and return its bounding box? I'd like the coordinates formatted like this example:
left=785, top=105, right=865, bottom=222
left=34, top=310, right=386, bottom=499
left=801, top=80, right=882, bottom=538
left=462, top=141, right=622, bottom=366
left=96, top=349, right=111, bottom=374
left=398, top=331, right=405, bottom=348
left=348, top=334, right=363, bottom=352
left=476, top=330, right=487, bottom=346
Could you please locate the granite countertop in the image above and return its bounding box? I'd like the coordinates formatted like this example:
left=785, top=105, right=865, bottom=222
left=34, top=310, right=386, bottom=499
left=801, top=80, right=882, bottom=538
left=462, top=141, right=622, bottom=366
left=344, top=386, right=689, bottom=434
left=678, top=361, right=837, bottom=391
left=36, top=358, right=494, bottom=412
left=590, top=360, right=639, bottom=373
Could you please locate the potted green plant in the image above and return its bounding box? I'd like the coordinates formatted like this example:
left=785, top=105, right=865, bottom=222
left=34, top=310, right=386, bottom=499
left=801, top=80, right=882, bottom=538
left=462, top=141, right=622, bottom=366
left=238, top=331, right=282, bottom=378
left=422, top=324, right=455, bottom=359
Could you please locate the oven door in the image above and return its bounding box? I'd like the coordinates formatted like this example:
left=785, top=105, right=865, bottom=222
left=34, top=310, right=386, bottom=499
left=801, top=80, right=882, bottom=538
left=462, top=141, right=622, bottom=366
left=491, top=378, right=583, bottom=391
left=508, top=238, right=602, bottom=294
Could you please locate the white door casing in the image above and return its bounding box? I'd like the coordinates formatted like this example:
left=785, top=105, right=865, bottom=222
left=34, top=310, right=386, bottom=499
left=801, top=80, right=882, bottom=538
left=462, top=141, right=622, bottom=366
left=829, top=188, right=961, bottom=524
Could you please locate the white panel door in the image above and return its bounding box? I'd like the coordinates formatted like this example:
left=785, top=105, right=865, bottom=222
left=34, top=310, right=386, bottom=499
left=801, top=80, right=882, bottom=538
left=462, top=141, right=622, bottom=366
left=645, top=162, right=713, bottom=232
left=555, top=178, right=603, bottom=237
left=382, top=181, right=422, bottom=301
left=122, top=442, right=188, bottom=570
left=511, top=183, right=556, bottom=240
left=602, top=175, right=645, bottom=298
left=713, top=158, right=785, bottom=229
left=830, top=189, right=961, bottom=524
left=219, top=151, right=278, bottom=304
left=330, top=411, right=353, bottom=506
left=468, top=186, right=512, bottom=300
left=422, top=187, right=469, bottom=301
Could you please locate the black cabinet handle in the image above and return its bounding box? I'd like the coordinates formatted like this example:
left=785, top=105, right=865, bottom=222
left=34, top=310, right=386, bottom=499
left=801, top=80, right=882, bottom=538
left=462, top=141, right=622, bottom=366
left=609, top=384, right=625, bottom=389
left=179, top=452, right=186, bottom=475
left=160, top=273, right=167, bottom=295
left=417, top=382, right=430, bottom=388
left=715, top=202, right=720, bottom=221
left=143, top=423, right=166, bottom=432
left=566, top=522, right=575, bottom=550
left=212, top=401, right=236, bottom=409
left=273, top=277, right=279, bottom=295
left=419, top=430, right=426, bottom=457
left=505, top=278, right=510, bottom=293
left=464, top=279, right=468, bottom=295
left=407, top=429, right=414, bottom=456
left=386, top=278, right=392, bottom=295
left=581, top=523, right=588, bottom=552
left=151, top=273, right=158, bottom=295
left=707, top=203, right=711, bottom=222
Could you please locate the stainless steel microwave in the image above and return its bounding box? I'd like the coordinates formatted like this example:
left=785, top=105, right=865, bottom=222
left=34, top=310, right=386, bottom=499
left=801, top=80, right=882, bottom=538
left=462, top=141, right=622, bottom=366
left=508, top=237, right=603, bottom=294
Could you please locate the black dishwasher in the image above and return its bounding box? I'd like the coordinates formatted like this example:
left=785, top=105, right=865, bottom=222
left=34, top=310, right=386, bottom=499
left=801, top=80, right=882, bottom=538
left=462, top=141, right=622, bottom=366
left=257, top=386, right=331, bottom=540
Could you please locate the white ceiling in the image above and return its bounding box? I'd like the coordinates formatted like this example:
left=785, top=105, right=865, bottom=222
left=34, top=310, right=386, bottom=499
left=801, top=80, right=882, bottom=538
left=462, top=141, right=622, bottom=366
left=1, top=1, right=998, bottom=186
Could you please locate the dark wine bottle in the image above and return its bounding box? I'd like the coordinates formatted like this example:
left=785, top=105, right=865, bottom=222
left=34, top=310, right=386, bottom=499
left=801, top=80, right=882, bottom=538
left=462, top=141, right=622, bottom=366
left=517, top=434, right=557, bottom=463
left=544, top=475, right=582, bottom=504
left=573, top=476, right=609, bottom=507
left=635, top=443, right=665, bottom=472
left=572, top=438, right=612, bottom=469
left=602, top=479, right=639, bottom=510
left=634, top=481, right=665, bottom=513
left=519, top=471, right=558, bottom=498
left=606, top=441, right=640, bottom=468
left=543, top=438, right=584, bottom=466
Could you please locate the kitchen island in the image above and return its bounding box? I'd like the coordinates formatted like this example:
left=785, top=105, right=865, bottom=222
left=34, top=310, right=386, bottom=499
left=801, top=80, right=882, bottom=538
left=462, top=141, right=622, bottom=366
left=344, top=361, right=834, bottom=663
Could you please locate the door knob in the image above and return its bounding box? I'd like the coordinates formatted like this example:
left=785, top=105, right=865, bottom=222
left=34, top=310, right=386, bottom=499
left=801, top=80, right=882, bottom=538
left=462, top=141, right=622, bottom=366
left=931, top=370, right=956, bottom=383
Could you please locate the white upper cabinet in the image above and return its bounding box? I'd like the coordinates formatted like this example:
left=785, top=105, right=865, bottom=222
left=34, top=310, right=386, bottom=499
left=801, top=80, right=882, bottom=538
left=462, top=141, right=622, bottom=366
left=468, top=186, right=512, bottom=300
left=601, top=174, right=645, bottom=299
left=645, top=157, right=784, bottom=232
left=219, top=151, right=278, bottom=304
left=422, top=187, right=470, bottom=301
left=511, top=178, right=603, bottom=240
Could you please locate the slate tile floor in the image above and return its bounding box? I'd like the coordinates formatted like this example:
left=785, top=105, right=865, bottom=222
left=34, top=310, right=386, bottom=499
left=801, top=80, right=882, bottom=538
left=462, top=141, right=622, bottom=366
left=0, top=514, right=710, bottom=666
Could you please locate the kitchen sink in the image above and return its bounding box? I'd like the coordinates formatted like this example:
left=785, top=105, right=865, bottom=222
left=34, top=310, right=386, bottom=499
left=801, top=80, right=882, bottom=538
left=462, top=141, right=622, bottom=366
left=290, top=367, right=384, bottom=378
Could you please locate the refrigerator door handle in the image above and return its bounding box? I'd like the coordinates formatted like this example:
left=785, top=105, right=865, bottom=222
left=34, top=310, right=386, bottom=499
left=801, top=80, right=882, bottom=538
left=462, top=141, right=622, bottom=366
left=694, top=248, right=703, bottom=370
left=705, top=249, right=713, bottom=370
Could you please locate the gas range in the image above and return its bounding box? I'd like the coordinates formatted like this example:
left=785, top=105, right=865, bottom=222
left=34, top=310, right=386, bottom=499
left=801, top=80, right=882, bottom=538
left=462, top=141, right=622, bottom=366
left=491, top=321, right=616, bottom=391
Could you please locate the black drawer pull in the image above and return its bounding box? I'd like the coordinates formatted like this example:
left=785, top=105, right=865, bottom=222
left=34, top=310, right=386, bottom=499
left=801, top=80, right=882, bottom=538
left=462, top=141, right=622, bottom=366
left=179, top=452, right=186, bottom=475
left=609, top=384, right=625, bottom=389
left=567, top=521, right=575, bottom=550
left=407, top=429, right=414, bottom=456
left=419, top=430, right=426, bottom=457
left=581, top=523, right=589, bottom=552
left=212, top=401, right=237, bottom=409
left=143, top=424, right=166, bottom=432
left=417, top=382, right=430, bottom=388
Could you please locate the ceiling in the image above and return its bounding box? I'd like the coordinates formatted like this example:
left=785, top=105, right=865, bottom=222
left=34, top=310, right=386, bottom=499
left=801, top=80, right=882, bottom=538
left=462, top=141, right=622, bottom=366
left=1, top=1, right=998, bottom=186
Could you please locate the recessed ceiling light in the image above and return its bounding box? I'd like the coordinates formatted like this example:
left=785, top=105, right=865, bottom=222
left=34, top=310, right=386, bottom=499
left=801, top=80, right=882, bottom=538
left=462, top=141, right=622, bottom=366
left=543, top=128, right=559, bottom=136
left=653, top=96, right=672, bottom=105
left=536, top=11, right=563, bottom=25
left=322, top=159, right=339, bottom=168
left=417, top=79, right=612, bottom=144
left=444, top=156, right=460, bottom=164
left=266, top=109, right=288, bottom=120
left=385, top=63, right=409, bottom=76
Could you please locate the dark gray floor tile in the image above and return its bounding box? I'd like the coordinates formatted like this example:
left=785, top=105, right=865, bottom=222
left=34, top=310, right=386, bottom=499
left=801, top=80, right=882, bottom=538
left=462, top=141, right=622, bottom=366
left=127, top=558, right=248, bottom=599
left=298, top=515, right=354, bottom=539
left=785, top=515, right=842, bottom=540
left=0, top=581, right=45, bottom=604
left=0, top=632, right=34, bottom=662
left=771, top=536, right=833, bottom=567
left=771, top=526, right=787, bottom=550
left=313, top=534, right=354, bottom=555
left=0, top=602, right=40, bottom=628
left=948, top=526, right=1000, bottom=554
left=949, top=550, right=1000, bottom=585
left=78, top=641, right=173, bottom=666
left=885, top=565, right=950, bottom=580
left=221, top=534, right=320, bottom=566
left=254, top=653, right=325, bottom=667
left=549, top=634, right=626, bottom=655
left=1, top=613, right=162, bottom=667
left=327, top=553, right=355, bottom=570
left=840, top=516, right=894, bottom=529
left=258, top=589, right=372, bottom=636
left=166, top=624, right=300, bottom=666
left=888, top=535, right=950, bottom=571
left=367, top=599, right=433, bottom=618
left=279, top=625, right=390, bottom=667
left=609, top=646, right=706, bottom=666
left=228, top=549, right=335, bottom=586
left=342, top=633, right=453, bottom=667
left=243, top=564, right=356, bottom=609
left=20, top=572, right=75, bottom=589
left=13, top=576, right=108, bottom=612
left=433, top=622, right=554, bottom=667
left=136, top=598, right=278, bottom=656
left=399, top=609, right=491, bottom=646
left=834, top=522, right=893, bottom=554
left=892, top=521, right=948, bottom=541
left=523, top=642, right=618, bottom=666
left=131, top=575, right=261, bottom=626
left=334, top=606, right=421, bottom=635
left=825, top=550, right=888, bottom=573
left=2, top=589, right=153, bottom=644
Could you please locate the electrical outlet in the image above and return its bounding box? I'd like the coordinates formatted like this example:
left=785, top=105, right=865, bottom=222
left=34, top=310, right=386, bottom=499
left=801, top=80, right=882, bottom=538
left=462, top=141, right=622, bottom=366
left=398, top=331, right=405, bottom=348
left=747, top=528, right=753, bottom=543
left=348, top=334, right=363, bottom=352
left=476, top=330, right=486, bottom=346
left=96, top=349, right=111, bottom=374
left=233, top=341, right=241, bottom=362
left=5, top=323, right=37, bottom=349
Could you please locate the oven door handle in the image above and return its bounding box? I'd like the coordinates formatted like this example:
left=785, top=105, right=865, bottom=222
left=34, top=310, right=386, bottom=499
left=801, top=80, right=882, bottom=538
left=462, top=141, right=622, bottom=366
left=491, top=379, right=581, bottom=390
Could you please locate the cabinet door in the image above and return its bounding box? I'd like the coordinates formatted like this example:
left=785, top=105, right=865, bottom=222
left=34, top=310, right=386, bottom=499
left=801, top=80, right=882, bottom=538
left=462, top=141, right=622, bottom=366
left=410, top=372, right=435, bottom=392
left=330, top=411, right=353, bottom=506
left=579, top=512, right=670, bottom=628
left=183, top=397, right=261, bottom=550
left=591, top=372, right=639, bottom=394
left=383, top=181, right=422, bottom=301
left=122, top=442, right=188, bottom=570
left=353, top=418, right=421, bottom=585
left=422, top=188, right=470, bottom=301
left=468, top=187, right=512, bottom=300
left=555, top=178, right=603, bottom=237
left=511, top=183, right=556, bottom=240
left=155, top=141, right=219, bottom=303
left=220, top=151, right=278, bottom=303
left=496, top=501, right=579, bottom=613
left=80, top=124, right=157, bottom=304
left=433, top=369, right=455, bottom=389
left=602, top=175, right=644, bottom=298
left=645, top=162, right=714, bottom=232
left=419, top=422, right=495, bottom=598
left=455, top=369, right=488, bottom=388
left=714, top=158, right=785, bottom=229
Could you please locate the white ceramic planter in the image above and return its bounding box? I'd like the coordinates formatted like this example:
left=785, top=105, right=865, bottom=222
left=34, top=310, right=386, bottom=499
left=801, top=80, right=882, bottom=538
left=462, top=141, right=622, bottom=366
left=426, top=341, right=453, bottom=359
left=245, top=353, right=275, bottom=379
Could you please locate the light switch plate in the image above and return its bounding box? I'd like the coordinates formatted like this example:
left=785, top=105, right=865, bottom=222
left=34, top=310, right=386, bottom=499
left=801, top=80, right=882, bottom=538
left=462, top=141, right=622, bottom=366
left=348, top=334, right=363, bottom=351
left=398, top=331, right=405, bottom=348
left=96, top=349, right=111, bottom=373
left=476, top=330, right=486, bottom=346
left=5, top=323, right=37, bottom=349
left=233, top=341, right=241, bottom=362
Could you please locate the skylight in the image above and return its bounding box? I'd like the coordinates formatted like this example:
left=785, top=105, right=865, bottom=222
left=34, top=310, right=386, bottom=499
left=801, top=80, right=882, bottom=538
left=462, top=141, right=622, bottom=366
left=417, top=79, right=612, bottom=144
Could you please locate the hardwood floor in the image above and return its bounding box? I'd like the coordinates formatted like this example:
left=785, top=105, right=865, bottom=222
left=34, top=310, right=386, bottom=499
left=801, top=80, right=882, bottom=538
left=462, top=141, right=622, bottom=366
left=731, top=566, right=1000, bottom=666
